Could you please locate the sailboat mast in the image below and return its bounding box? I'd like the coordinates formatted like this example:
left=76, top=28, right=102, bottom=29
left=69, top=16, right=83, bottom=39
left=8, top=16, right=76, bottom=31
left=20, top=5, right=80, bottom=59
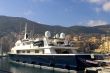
left=0, top=39, right=2, bottom=56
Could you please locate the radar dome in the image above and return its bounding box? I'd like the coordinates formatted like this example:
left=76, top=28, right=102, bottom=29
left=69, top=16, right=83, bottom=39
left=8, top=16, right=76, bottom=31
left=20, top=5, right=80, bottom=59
left=45, top=31, right=51, bottom=38
left=55, top=34, right=59, bottom=38
left=60, top=33, right=65, bottom=39
left=15, top=40, right=21, bottom=46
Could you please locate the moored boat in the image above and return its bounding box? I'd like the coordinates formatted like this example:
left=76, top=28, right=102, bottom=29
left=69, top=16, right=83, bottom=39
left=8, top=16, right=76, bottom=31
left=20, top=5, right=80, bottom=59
left=8, top=24, right=105, bottom=71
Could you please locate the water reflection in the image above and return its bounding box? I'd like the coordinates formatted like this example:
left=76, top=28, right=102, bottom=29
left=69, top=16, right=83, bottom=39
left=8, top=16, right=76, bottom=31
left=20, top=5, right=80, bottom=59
left=0, top=57, right=63, bottom=73
left=10, top=64, right=57, bottom=73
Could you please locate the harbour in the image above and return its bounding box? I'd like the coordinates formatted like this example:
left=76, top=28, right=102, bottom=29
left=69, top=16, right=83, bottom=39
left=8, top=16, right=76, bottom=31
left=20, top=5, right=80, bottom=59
left=0, top=24, right=110, bottom=73
left=1, top=24, right=110, bottom=73
left=0, top=0, right=110, bottom=73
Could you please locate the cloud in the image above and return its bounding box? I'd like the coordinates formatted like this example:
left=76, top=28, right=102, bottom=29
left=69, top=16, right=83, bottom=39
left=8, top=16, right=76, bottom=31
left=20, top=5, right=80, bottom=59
left=85, top=0, right=107, bottom=4
left=83, top=0, right=110, bottom=12
left=87, top=20, right=108, bottom=27
left=103, top=2, right=110, bottom=12
left=32, top=0, right=52, bottom=3
left=23, top=10, right=33, bottom=16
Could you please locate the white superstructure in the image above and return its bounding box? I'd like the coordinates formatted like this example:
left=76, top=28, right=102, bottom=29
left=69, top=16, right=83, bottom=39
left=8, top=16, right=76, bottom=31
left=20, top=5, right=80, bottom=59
left=10, top=28, right=78, bottom=55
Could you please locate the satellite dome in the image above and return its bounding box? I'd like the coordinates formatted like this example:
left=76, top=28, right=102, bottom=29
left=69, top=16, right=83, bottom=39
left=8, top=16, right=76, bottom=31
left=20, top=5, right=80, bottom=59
left=15, top=40, right=21, bottom=46
left=60, top=33, right=65, bottom=39
left=45, top=31, right=51, bottom=38
left=16, top=40, right=21, bottom=44
left=55, top=34, right=59, bottom=38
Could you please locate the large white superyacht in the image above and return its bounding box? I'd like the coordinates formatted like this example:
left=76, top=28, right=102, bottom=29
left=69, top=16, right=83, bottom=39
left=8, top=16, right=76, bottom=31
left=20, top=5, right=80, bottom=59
left=8, top=24, right=105, bottom=70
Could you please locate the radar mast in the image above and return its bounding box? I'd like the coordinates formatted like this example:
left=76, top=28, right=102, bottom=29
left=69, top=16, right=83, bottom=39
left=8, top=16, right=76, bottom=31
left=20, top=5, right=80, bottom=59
left=24, top=23, right=28, bottom=39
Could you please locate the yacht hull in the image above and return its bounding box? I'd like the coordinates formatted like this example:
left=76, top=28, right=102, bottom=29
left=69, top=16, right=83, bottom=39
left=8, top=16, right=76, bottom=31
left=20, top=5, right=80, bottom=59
left=8, top=54, right=100, bottom=70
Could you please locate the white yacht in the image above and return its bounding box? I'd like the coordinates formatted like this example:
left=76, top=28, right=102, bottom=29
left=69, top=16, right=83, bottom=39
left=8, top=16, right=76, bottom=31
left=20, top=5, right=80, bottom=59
left=8, top=24, right=104, bottom=70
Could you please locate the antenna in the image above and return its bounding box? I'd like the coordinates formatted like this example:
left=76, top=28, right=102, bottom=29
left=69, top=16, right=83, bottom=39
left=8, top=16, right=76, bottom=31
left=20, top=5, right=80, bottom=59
left=0, top=39, right=2, bottom=56
left=18, top=23, right=21, bottom=40
left=24, top=23, right=28, bottom=39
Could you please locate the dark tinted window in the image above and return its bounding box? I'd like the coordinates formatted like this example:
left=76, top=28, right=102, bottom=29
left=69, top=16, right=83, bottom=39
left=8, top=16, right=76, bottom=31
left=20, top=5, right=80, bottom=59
left=35, top=50, right=39, bottom=53
left=33, top=41, right=44, bottom=47
left=17, top=50, right=20, bottom=53
left=27, top=50, right=30, bottom=53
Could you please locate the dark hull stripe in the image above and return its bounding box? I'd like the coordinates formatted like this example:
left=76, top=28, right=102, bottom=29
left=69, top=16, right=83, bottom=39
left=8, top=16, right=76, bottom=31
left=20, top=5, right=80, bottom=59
left=8, top=54, right=101, bottom=70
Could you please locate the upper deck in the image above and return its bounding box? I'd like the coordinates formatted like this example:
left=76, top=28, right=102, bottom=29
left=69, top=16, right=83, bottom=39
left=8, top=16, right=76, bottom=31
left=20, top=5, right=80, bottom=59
left=10, top=31, right=79, bottom=55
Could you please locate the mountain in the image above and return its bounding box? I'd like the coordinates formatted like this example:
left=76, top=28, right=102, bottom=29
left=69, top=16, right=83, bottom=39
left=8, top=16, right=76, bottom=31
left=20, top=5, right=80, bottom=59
left=0, top=16, right=68, bottom=36
left=94, top=25, right=110, bottom=34
left=0, top=15, right=108, bottom=37
left=0, top=15, right=109, bottom=52
left=68, top=26, right=106, bottom=34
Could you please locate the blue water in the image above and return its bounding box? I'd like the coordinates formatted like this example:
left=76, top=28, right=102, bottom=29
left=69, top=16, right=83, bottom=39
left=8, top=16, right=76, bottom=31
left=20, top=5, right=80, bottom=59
left=0, top=57, right=65, bottom=73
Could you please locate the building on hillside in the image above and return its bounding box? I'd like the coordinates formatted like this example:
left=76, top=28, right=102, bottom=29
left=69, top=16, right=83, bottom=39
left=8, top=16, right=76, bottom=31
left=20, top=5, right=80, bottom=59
left=95, top=40, right=110, bottom=53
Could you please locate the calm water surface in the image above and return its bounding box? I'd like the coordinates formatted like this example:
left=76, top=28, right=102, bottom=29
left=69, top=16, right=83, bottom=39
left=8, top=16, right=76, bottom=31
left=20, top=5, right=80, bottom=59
left=0, top=57, right=65, bottom=73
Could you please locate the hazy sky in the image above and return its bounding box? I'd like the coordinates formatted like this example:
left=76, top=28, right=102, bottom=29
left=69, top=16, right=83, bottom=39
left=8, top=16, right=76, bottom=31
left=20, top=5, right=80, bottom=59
left=0, top=0, right=110, bottom=27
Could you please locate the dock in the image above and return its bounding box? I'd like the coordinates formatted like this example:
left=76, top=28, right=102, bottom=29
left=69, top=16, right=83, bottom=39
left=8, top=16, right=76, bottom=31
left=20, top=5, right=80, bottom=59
left=85, top=67, right=110, bottom=73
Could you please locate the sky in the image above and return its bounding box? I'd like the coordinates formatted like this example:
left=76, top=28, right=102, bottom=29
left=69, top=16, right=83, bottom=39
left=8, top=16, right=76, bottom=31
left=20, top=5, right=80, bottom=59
left=0, top=0, right=110, bottom=27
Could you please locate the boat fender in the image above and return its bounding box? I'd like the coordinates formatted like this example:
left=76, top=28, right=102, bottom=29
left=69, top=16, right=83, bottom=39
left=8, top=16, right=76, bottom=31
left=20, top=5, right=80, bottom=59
left=91, top=54, right=94, bottom=59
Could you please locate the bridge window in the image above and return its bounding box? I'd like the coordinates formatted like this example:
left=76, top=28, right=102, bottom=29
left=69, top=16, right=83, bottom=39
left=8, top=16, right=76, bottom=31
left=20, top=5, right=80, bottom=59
left=35, top=50, right=39, bottom=53
left=22, top=50, right=25, bottom=53
left=17, top=50, right=20, bottom=53
left=57, top=41, right=64, bottom=45
left=27, top=50, right=30, bottom=53
left=55, top=49, right=72, bottom=54
left=33, top=41, right=44, bottom=47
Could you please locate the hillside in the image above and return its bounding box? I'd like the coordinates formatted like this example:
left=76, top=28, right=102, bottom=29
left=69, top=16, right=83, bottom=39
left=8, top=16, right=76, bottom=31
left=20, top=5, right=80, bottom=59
left=0, top=16, right=107, bottom=37
left=94, top=25, right=110, bottom=34
left=0, top=15, right=109, bottom=53
left=0, top=16, right=68, bottom=36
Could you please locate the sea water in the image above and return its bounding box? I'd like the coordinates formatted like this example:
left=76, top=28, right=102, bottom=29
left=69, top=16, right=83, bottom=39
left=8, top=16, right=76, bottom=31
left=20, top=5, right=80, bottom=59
left=0, top=57, right=65, bottom=73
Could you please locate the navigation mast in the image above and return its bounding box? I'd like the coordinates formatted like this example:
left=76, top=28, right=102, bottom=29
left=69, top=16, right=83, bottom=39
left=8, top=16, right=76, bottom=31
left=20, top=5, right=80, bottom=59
left=24, top=23, right=28, bottom=39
